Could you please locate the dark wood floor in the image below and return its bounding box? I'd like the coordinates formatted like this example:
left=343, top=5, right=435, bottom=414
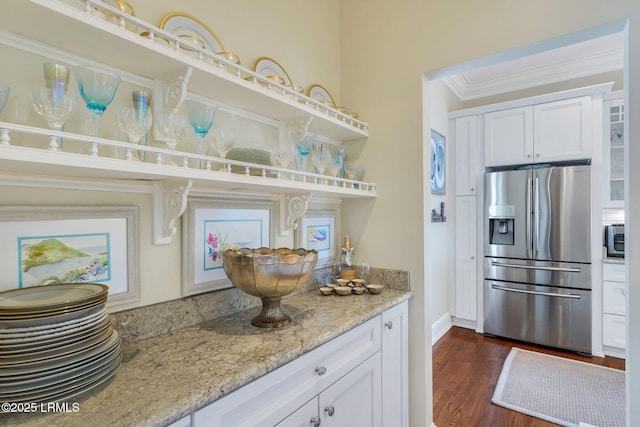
left=432, top=327, right=625, bottom=427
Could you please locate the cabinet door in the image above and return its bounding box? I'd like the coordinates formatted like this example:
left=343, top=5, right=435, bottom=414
left=603, top=313, right=626, bottom=349
left=603, top=98, right=625, bottom=207
left=603, top=281, right=626, bottom=316
left=533, top=96, right=592, bottom=163
left=319, top=352, right=382, bottom=427
left=381, top=301, right=408, bottom=427
left=455, top=196, right=477, bottom=322
left=484, top=106, right=533, bottom=167
left=455, top=116, right=478, bottom=195
left=276, top=398, right=319, bottom=427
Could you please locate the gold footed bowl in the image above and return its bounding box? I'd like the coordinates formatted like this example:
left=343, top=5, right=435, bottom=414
left=221, top=247, right=318, bottom=328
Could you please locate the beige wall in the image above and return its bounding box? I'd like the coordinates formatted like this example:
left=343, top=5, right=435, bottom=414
left=340, top=1, right=630, bottom=426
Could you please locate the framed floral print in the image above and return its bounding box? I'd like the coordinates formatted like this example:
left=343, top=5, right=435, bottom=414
left=182, top=199, right=275, bottom=296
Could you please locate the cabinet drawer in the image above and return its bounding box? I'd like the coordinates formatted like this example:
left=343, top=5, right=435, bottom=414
left=603, top=262, right=625, bottom=282
left=603, top=313, right=626, bottom=349
left=193, top=316, right=381, bottom=427
left=603, top=280, right=626, bottom=316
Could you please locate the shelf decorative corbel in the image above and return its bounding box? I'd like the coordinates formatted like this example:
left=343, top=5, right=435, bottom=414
left=153, top=180, right=193, bottom=245
left=152, top=67, right=193, bottom=142
left=279, top=192, right=312, bottom=236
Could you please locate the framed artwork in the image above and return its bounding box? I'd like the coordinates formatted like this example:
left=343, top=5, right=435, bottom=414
left=431, top=129, right=446, bottom=195
left=0, top=206, right=139, bottom=308
left=182, top=199, right=275, bottom=296
left=295, top=210, right=338, bottom=268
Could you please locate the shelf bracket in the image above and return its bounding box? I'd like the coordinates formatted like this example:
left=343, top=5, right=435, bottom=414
left=153, top=180, right=193, bottom=245
left=152, top=67, right=193, bottom=142
left=279, top=192, right=312, bottom=236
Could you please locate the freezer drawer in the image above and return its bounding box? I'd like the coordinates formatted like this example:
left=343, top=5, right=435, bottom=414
left=484, top=257, right=591, bottom=290
left=484, top=280, right=592, bottom=354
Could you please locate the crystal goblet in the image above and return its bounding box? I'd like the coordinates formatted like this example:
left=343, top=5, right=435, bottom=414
left=271, top=143, right=297, bottom=179
left=31, top=87, right=76, bottom=151
left=295, top=132, right=316, bottom=181
left=158, top=109, right=187, bottom=151
left=118, top=105, right=152, bottom=161
left=344, top=160, right=358, bottom=187
left=0, top=83, right=9, bottom=113
left=326, top=146, right=345, bottom=185
left=185, top=99, right=218, bottom=167
left=311, top=148, right=330, bottom=184
left=210, top=128, right=236, bottom=171
left=74, top=65, right=121, bottom=138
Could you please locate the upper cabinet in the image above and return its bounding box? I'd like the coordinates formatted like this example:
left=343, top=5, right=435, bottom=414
left=603, top=94, right=624, bottom=208
left=485, top=96, right=593, bottom=167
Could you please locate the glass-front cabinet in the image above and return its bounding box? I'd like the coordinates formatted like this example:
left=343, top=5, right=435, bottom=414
left=603, top=94, right=624, bottom=208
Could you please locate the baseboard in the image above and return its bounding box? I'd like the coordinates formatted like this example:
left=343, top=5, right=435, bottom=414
left=432, top=312, right=453, bottom=345
left=602, top=345, right=626, bottom=359
left=451, top=317, right=477, bottom=330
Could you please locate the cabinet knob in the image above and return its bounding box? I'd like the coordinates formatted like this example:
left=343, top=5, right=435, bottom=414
left=470, top=187, right=475, bottom=192
left=315, top=366, right=327, bottom=376
left=385, top=321, right=393, bottom=330
left=310, top=416, right=321, bottom=427
left=470, top=256, right=475, bottom=260
left=324, top=405, right=335, bottom=416
left=536, top=153, right=541, bottom=158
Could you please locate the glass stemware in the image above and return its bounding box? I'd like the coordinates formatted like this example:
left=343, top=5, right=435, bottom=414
left=118, top=105, right=152, bottom=161
left=74, top=65, right=121, bottom=139
left=0, top=83, right=9, bottom=113
left=311, top=148, right=330, bottom=184
left=210, top=128, right=236, bottom=171
left=185, top=99, right=218, bottom=168
left=344, top=160, right=358, bottom=187
left=32, top=63, right=75, bottom=150
left=271, top=143, right=296, bottom=179
left=295, top=131, right=315, bottom=180
left=326, top=146, right=345, bottom=185
left=158, top=109, right=187, bottom=151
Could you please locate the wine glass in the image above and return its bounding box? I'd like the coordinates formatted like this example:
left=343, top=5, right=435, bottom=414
left=311, top=148, right=330, bottom=184
left=344, top=160, right=358, bottom=187
left=31, top=87, right=76, bottom=132
left=158, top=109, right=187, bottom=151
left=74, top=65, right=121, bottom=138
left=295, top=131, right=315, bottom=180
left=270, top=143, right=296, bottom=179
left=0, top=83, right=9, bottom=113
left=326, top=146, right=345, bottom=185
left=210, top=128, right=236, bottom=171
left=185, top=99, right=218, bottom=168
left=118, top=105, right=152, bottom=161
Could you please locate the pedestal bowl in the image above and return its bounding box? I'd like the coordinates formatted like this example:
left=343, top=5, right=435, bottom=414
left=221, top=247, right=318, bottom=328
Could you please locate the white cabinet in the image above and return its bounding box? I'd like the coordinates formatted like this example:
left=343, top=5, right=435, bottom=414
left=165, top=415, right=192, bottom=427
left=603, top=262, right=626, bottom=355
left=484, top=106, right=533, bottom=167
left=454, top=195, right=477, bottom=323
left=455, top=115, right=479, bottom=196
left=603, top=96, right=625, bottom=207
left=381, top=301, right=409, bottom=427
left=192, top=304, right=408, bottom=427
left=484, top=96, right=592, bottom=167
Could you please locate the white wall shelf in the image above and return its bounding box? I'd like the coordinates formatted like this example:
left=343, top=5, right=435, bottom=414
left=0, top=0, right=368, bottom=142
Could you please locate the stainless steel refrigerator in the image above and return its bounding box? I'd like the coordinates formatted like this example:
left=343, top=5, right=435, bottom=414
left=483, top=164, right=592, bottom=354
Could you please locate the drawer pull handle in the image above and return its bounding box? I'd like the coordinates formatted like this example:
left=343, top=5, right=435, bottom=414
left=310, top=415, right=321, bottom=426
left=324, top=405, right=335, bottom=416
left=315, top=366, right=327, bottom=376
left=385, top=321, right=393, bottom=330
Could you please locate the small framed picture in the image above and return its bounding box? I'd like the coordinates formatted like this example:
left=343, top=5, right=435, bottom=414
left=0, top=206, right=139, bottom=308
left=182, top=199, right=275, bottom=296
left=295, top=210, right=339, bottom=268
left=431, top=129, right=446, bottom=195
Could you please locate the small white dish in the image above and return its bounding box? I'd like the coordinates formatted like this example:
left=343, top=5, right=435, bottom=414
left=336, top=278, right=351, bottom=287
left=319, top=287, right=333, bottom=296
left=352, top=287, right=365, bottom=295
left=366, top=284, right=384, bottom=294
left=351, top=279, right=366, bottom=287
left=334, top=286, right=352, bottom=296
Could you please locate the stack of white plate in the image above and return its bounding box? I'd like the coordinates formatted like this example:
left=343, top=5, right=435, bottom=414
left=0, top=284, right=121, bottom=403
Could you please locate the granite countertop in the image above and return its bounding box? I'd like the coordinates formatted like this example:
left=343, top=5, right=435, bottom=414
left=4, top=288, right=412, bottom=427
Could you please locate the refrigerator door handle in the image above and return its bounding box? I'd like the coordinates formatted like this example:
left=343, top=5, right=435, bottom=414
left=491, top=283, right=582, bottom=299
left=491, top=260, right=581, bottom=273
left=533, top=176, right=540, bottom=259
left=526, top=176, right=533, bottom=258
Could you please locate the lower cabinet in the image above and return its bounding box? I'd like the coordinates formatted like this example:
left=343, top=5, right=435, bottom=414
left=190, top=302, right=408, bottom=427
left=602, top=262, right=627, bottom=356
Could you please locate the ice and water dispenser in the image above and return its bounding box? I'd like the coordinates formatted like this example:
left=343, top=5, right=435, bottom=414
left=488, top=205, right=515, bottom=246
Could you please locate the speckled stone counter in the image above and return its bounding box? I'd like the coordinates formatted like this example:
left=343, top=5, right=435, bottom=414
left=3, top=288, right=412, bottom=427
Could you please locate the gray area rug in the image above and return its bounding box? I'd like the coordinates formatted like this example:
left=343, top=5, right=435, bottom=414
left=492, top=348, right=625, bottom=427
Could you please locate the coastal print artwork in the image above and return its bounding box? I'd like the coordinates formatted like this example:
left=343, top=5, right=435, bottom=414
left=18, top=233, right=110, bottom=288
left=185, top=203, right=273, bottom=295
left=431, top=129, right=446, bottom=195
left=0, top=209, right=135, bottom=305
left=296, top=211, right=337, bottom=268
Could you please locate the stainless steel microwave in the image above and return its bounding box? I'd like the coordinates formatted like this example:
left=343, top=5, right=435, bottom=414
left=604, top=224, right=625, bottom=258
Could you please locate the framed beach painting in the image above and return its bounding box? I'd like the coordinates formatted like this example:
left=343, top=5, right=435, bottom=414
left=182, top=199, right=275, bottom=296
left=431, top=129, right=446, bottom=195
left=295, top=210, right=338, bottom=268
left=0, top=206, right=139, bottom=308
